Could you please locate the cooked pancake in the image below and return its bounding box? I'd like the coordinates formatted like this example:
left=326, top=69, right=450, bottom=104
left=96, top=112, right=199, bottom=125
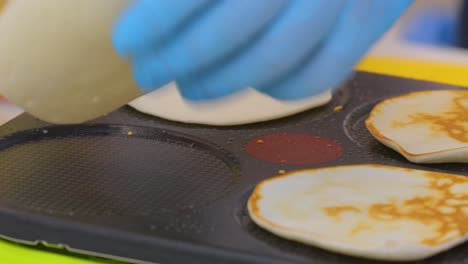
left=129, top=82, right=332, bottom=126
left=366, top=90, right=468, bottom=163
left=248, top=164, right=468, bottom=261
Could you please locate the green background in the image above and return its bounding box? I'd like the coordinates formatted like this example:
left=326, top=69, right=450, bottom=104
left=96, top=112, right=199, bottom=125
left=0, top=239, right=126, bottom=264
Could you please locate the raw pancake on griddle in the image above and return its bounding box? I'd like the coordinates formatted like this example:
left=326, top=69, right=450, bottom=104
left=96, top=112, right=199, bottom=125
left=366, top=90, right=468, bottom=163
left=129, top=82, right=332, bottom=126
left=248, top=164, right=468, bottom=261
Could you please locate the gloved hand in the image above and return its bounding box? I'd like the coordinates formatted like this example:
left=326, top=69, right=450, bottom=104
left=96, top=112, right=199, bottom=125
left=113, top=0, right=412, bottom=100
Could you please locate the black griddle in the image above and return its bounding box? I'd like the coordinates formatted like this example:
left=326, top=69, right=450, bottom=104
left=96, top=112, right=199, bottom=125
left=0, top=72, right=465, bottom=264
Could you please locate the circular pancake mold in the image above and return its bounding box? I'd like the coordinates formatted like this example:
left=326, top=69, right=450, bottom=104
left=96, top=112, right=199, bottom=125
left=0, top=125, right=240, bottom=216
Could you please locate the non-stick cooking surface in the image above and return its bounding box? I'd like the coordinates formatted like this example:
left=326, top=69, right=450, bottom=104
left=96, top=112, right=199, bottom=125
left=0, top=72, right=465, bottom=264
left=0, top=125, right=240, bottom=216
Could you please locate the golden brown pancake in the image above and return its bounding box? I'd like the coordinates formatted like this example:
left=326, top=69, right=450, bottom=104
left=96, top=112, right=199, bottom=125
left=248, top=164, right=468, bottom=261
left=366, top=90, right=468, bottom=163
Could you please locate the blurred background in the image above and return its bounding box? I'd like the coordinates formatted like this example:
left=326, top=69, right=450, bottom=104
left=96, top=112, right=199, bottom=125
left=369, top=0, right=468, bottom=62
left=1, top=0, right=468, bottom=125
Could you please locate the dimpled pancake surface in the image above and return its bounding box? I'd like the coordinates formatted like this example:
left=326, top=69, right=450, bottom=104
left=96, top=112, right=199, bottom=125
left=365, top=90, right=468, bottom=163
left=248, top=165, right=468, bottom=261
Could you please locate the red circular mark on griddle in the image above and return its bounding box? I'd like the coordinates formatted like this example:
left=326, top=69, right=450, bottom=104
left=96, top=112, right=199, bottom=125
left=246, top=133, right=343, bottom=165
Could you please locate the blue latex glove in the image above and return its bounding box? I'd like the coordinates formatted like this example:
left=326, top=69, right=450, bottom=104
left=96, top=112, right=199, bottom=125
left=404, top=9, right=457, bottom=46
left=113, top=0, right=412, bottom=100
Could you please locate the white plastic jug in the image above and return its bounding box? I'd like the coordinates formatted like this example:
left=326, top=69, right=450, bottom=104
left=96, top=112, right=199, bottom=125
left=0, top=0, right=141, bottom=124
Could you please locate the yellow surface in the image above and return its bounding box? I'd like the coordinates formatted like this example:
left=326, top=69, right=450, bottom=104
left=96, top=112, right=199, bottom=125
left=357, top=56, right=468, bottom=88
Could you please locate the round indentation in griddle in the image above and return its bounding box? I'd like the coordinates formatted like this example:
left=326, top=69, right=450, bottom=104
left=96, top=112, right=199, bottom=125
left=128, top=84, right=352, bottom=130
left=344, top=102, right=468, bottom=174
left=0, top=125, right=240, bottom=217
